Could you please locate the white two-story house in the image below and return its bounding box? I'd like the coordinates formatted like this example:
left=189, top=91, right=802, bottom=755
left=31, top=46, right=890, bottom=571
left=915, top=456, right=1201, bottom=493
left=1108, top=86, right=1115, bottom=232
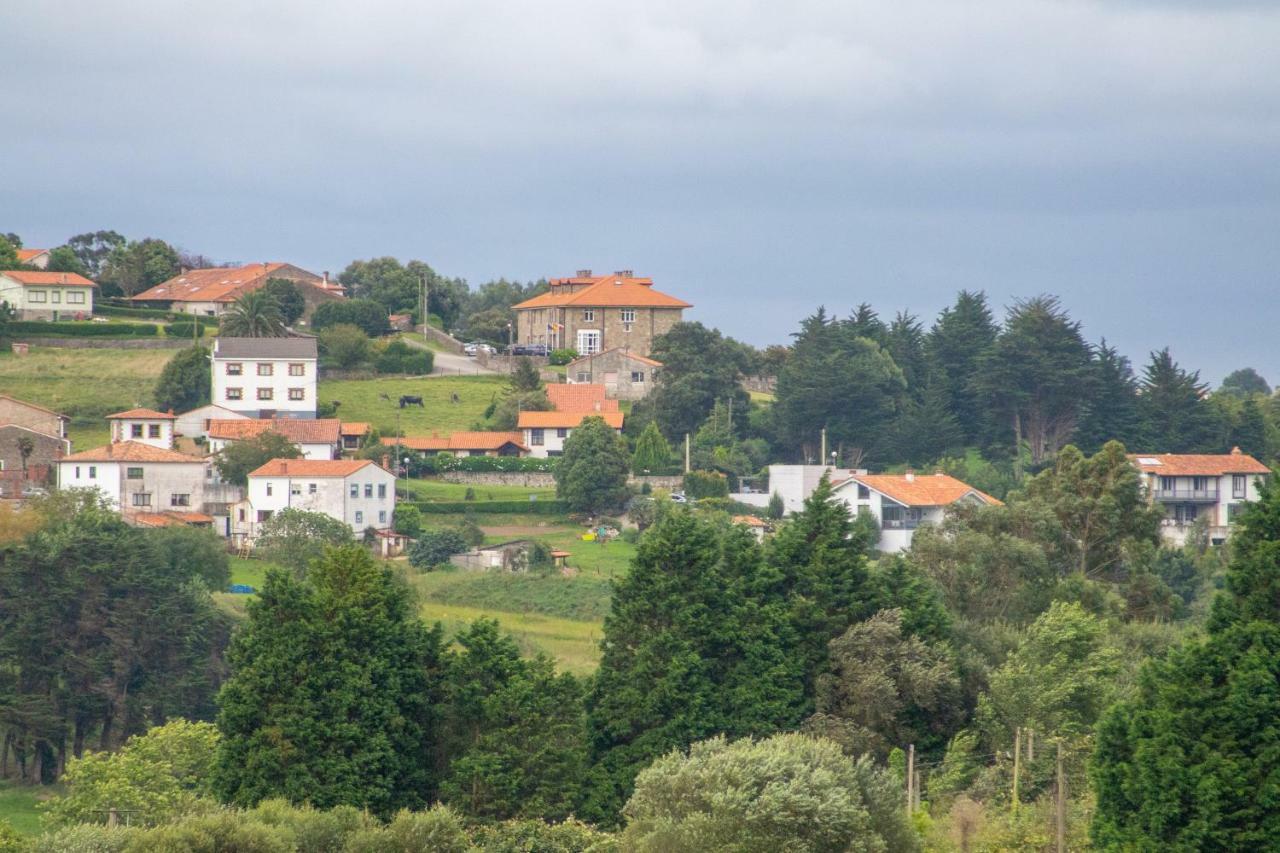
left=1130, top=449, right=1270, bottom=546
left=235, top=458, right=395, bottom=541
left=516, top=410, right=625, bottom=458
left=212, top=336, right=318, bottom=419
left=56, top=441, right=214, bottom=526
left=107, top=408, right=176, bottom=449
left=829, top=471, right=1002, bottom=553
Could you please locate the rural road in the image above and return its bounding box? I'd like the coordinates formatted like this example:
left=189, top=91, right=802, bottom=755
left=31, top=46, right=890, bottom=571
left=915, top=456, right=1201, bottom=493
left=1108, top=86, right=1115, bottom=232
left=401, top=335, right=499, bottom=376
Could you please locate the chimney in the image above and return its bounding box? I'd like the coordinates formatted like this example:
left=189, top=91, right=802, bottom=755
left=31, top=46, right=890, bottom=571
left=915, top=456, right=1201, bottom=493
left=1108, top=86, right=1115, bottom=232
left=382, top=453, right=390, bottom=470
left=614, top=269, right=633, bottom=278
left=576, top=269, right=593, bottom=278
left=905, top=470, right=915, bottom=482
left=323, top=271, right=330, bottom=284
left=1232, top=446, right=1242, bottom=455
left=179, top=265, right=190, bottom=275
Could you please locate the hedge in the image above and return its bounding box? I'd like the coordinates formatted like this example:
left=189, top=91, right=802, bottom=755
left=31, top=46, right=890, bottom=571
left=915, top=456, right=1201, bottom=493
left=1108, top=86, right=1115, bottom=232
left=409, top=455, right=558, bottom=476
left=408, top=499, right=568, bottom=515
left=165, top=320, right=213, bottom=338
left=94, top=303, right=174, bottom=319
left=9, top=320, right=160, bottom=337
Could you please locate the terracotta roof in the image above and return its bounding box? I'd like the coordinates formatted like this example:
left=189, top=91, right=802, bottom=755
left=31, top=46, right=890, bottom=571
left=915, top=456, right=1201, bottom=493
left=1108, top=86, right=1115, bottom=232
left=61, top=441, right=205, bottom=464
left=107, top=408, right=175, bottom=420
left=130, top=263, right=290, bottom=304
left=513, top=272, right=691, bottom=310
left=835, top=472, right=1002, bottom=508
left=399, top=431, right=528, bottom=452
left=565, top=347, right=663, bottom=368
left=0, top=270, right=97, bottom=287
left=0, top=394, right=68, bottom=420
left=340, top=422, right=370, bottom=436
left=517, top=411, right=625, bottom=429
left=545, top=384, right=620, bottom=413
left=1129, top=450, right=1270, bottom=476
left=733, top=515, right=768, bottom=527
left=208, top=418, right=341, bottom=444
left=15, top=248, right=48, bottom=262
left=131, top=511, right=215, bottom=527
left=249, top=458, right=379, bottom=478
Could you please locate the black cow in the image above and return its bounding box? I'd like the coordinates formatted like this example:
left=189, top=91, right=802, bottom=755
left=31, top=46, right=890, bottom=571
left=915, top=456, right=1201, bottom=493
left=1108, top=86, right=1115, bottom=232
left=399, top=395, right=425, bottom=408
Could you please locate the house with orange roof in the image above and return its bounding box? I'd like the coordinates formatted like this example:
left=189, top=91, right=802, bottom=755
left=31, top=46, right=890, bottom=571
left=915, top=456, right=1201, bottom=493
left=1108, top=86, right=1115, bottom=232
left=565, top=348, right=663, bottom=400
left=236, top=458, right=395, bottom=541
left=107, top=408, right=176, bottom=450
left=545, top=383, right=620, bottom=413
left=0, top=270, right=96, bottom=320
left=1129, top=448, right=1271, bottom=545
left=56, top=441, right=215, bottom=524
left=516, top=410, right=624, bottom=458
left=512, top=269, right=690, bottom=359
left=207, top=418, right=342, bottom=460
left=15, top=248, right=51, bottom=268
left=826, top=470, right=1002, bottom=553
left=130, top=262, right=342, bottom=320
left=399, top=431, right=528, bottom=457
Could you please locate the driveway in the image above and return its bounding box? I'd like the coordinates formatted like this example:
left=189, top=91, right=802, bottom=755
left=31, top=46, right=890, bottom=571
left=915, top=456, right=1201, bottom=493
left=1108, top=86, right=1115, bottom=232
left=400, top=335, right=499, bottom=376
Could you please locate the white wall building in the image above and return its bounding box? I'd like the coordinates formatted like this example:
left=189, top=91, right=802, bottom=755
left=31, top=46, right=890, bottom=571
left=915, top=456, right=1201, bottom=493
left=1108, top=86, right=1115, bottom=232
left=174, top=404, right=252, bottom=439
left=56, top=441, right=213, bottom=525
left=1130, top=449, right=1271, bottom=546
left=516, top=410, right=624, bottom=458
left=208, top=418, right=341, bottom=460
left=106, top=408, right=175, bottom=449
left=212, top=336, right=318, bottom=419
left=0, top=271, right=96, bottom=320
left=829, top=471, right=1002, bottom=553
left=235, top=458, right=395, bottom=541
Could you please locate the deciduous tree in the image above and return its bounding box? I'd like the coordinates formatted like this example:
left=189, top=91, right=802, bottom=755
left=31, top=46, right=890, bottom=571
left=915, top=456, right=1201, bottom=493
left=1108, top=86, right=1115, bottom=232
left=555, top=416, right=630, bottom=514
left=213, top=432, right=302, bottom=487
left=154, top=346, right=210, bottom=412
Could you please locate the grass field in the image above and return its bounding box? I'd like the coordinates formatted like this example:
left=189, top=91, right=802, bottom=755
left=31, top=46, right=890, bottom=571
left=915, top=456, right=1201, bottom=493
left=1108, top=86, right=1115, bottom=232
left=0, top=346, right=174, bottom=449
left=414, top=568, right=614, bottom=622
left=0, top=781, right=53, bottom=835
left=419, top=601, right=603, bottom=675
left=318, top=375, right=507, bottom=438
left=401, top=479, right=557, bottom=502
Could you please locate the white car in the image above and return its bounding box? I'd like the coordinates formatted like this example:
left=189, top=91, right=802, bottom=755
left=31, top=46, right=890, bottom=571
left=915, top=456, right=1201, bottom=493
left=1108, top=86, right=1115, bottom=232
left=464, top=342, right=496, bottom=356
left=669, top=492, right=688, bottom=504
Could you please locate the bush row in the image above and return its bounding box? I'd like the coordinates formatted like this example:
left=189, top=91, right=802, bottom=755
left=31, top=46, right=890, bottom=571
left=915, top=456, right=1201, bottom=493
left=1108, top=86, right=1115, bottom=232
left=408, top=499, right=568, bottom=514
left=410, top=455, right=558, bottom=475
left=94, top=302, right=175, bottom=319
left=8, top=320, right=159, bottom=337
left=165, top=319, right=214, bottom=338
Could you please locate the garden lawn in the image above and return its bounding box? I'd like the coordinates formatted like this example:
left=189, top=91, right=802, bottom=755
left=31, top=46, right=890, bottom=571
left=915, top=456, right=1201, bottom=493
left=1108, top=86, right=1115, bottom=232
left=318, top=375, right=507, bottom=438
left=0, top=781, right=53, bottom=836
left=401, top=479, right=556, bottom=503
left=419, top=601, right=602, bottom=675
left=0, top=346, right=174, bottom=450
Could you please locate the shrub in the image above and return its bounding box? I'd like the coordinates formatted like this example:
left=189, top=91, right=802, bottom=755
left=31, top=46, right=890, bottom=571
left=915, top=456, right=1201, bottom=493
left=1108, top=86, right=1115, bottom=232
left=94, top=302, right=173, bottom=319
left=393, top=504, right=423, bottom=538
left=383, top=807, right=471, bottom=853
left=408, top=455, right=557, bottom=475
left=249, top=799, right=377, bottom=852
left=0, top=822, right=23, bottom=853
left=472, top=818, right=616, bottom=852
left=375, top=339, right=433, bottom=375
left=548, top=348, right=579, bottom=366
left=319, top=323, right=372, bottom=368
left=164, top=319, right=212, bottom=339
left=124, top=811, right=293, bottom=852
left=7, top=320, right=159, bottom=337
left=408, top=528, right=471, bottom=568
left=28, top=824, right=142, bottom=853
left=456, top=517, right=485, bottom=546
left=682, top=470, right=729, bottom=499
left=412, top=499, right=568, bottom=515
left=312, top=299, right=391, bottom=337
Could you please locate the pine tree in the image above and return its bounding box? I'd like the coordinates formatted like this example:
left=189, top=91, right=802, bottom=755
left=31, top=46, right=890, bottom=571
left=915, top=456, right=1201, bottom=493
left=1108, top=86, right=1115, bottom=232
left=1137, top=348, right=1222, bottom=453
left=1074, top=341, right=1142, bottom=452
left=926, top=290, right=998, bottom=445
left=1230, top=396, right=1268, bottom=460
left=631, top=421, right=673, bottom=474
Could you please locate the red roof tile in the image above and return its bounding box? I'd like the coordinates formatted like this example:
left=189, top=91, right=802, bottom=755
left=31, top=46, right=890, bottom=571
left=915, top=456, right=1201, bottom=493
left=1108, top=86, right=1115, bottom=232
left=1129, top=450, right=1270, bottom=476
left=399, top=431, right=528, bottom=452
left=836, top=472, right=1002, bottom=508
left=340, top=422, right=371, bottom=436
left=517, top=411, right=625, bottom=429
left=130, top=263, right=311, bottom=304
left=545, top=384, right=620, bottom=413
left=15, top=248, right=48, bottom=262
left=106, top=408, right=175, bottom=420
left=1, top=270, right=97, bottom=287
left=62, top=441, right=204, bottom=463
left=513, top=273, right=690, bottom=310
left=249, top=458, right=380, bottom=478
left=208, top=418, right=340, bottom=444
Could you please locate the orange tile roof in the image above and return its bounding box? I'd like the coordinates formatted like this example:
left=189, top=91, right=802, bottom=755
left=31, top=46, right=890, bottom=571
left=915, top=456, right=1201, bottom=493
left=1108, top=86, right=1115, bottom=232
left=15, top=248, right=48, bottom=262
left=249, top=458, right=380, bottom=478
left=107, top=408, right=175, bottom=420
left=0, top=394, right=68, bottom=420
left=733, top=515, right=768, bottom=527
left=837, top=472, right=1002, bottom=508
left=545, top=384, right=620, bottom=412
left=513, top=272, right=691, bottom=310
left=399, top=431, right=528, bottom=452
left=62, top=441, right=205, bottom=463
left=130, top=263, right=290, bottom=304
left=1, top=270, right=97, bottom=287
left=208, top=418, right=340, bottom=444
left=1129, top=450, right=1270, bottom=476
left=517, top=411, right=625, bottom=429
left=131, top=511, right=215, bottom=527
left=340, top=422, right=370, bottom=436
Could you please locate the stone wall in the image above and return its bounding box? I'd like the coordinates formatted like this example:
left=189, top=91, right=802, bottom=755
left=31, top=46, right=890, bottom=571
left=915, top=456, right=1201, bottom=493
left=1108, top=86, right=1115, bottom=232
left=11, top=336, right=193, bottom=350
left=436, top=471, right=684, bottom=490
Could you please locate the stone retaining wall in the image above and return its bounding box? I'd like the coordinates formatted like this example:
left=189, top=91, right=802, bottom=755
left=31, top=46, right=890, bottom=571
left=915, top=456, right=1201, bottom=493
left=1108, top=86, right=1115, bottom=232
left=436, top=471, right=684, bottom=490
left=14, top=337, right=193, bottom=350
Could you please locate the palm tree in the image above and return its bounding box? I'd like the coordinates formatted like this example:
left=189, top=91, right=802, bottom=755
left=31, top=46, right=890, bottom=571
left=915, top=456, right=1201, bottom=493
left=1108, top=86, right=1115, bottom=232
left=219, top=290, right=286, bottom=337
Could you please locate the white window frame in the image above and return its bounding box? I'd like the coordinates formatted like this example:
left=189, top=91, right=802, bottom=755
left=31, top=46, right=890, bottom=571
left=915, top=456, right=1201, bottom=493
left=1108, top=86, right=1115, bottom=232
left=28, top=290, right=46, bottom=303
left=620, top=308, right=635, bottom=323
left=226, top=387, right=243, bottom=400
left=576, top=329, right=601, bottom=355
left=67, top=290, right=85, bottom=304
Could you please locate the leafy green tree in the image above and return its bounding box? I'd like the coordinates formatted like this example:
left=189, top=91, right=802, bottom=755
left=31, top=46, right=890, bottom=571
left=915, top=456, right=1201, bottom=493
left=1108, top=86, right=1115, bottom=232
left=65, top=230, right=126, bottom=279
left=44, top=246, right=89, bottom=276
left=0, top=235, right=20, bottom=269
left=648, top=322, right=752, bottom=439
left=1138, top=348, right=1222, bottom=453
left=631, top=421, right=673, bottom=474
left=621, top=733, right=918, bottom=853
left=44, top=720, right=220, bottom=827
left=260, top=278, right=306, bottom=324
left=927, top=290, right=999, bottom=445
left=339, top=257, right=468, bottom=327
left=255, top=508, right=355, bottom=575
left=213, top=546, right=443, bottom=813
left=1220, top=366, right=1271, bottom=398
left=153, top=345, right=210, bottom=412
left=585, top=512, right=804, bottom=823
left=213, top=432, right=302, bottom=487
left=101, top=237, right=180, bottom=297
left=148, top=523, right=231, bottom=590
left=555, top=416, right=631, bottom=514
left=1074, top=341, right=1143, bottom=453
left=509, top=357, right=542, bottom=392
left=318, top=323, right=372, bottom=368
left=408, top=528, right=470, bottom=568
left=219, top=289, right=286, bottom=337
left=889, top=370, right=965, bottom=465
left=393, top=504, right=423, bottom=538
left=311, top=298, right=391, bottom=337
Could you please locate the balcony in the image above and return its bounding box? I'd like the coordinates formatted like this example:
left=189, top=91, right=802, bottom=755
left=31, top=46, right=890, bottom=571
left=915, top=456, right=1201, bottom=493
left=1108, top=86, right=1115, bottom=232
left=881, top=518, right=921, bottom=530
left=1154, top=485, right=1219, bottom=502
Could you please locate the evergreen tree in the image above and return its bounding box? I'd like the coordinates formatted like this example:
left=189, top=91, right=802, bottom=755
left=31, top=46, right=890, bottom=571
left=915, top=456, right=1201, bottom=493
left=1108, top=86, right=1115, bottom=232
left=555, top=416, right=631, bottom=514
left=213, top=546, right=442, bottom=814
left=584, top=512, right=805, bottom=824
left=647, top=321, right=752, bottom=439
left=884, top=311, right=928, bottom=399
left=845, top=302, right=887, bottom=344
left=888, top=369, right=965, bottom=465
left=1137, top=348, right=1221, bottom=453
left=1219, top=367, right=1271, bottom=398
left=1092, top=478, right=1280, bottom=849
left=1074, top=341, right=1142, bottom=452
left=509, top=357, right=542, bottom=393
left=154, top=346, right=211, bottom=413
left=926, top=290, right=998, bottom=445
left=1230, top=396, right=1268, bottom=460
left=260, top=278, right=306, bottom=325
left=630, top=421, right=673, bottom=474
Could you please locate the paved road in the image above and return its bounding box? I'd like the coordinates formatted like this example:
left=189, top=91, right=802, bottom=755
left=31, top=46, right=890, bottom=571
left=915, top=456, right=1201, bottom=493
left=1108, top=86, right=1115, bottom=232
left=401, top=335, right=499, bottom=376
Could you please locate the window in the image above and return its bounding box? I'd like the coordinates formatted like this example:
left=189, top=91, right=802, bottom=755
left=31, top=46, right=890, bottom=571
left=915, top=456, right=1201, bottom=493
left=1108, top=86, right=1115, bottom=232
left=1193, top=476, right=1209, bottom=492
left=576, top=330, right=601, bottom=355
left=28, top=290, right=46, bottom=303
left=1229, top=503, right=1244, bottom=521
left=238, top=508, right=246, bottom=521
left=631, top=371, right=645, bottom=383
left=126, top=467, right=144, bottom=480
left=288, top=363, right=305, bottom=376
left=620, top=308, right=635, bottom=323
left=88, top=466, right=96, bottom=479
left=1159, top=476, right=1175, bottom=492
left=288, top=388, right=305, bottom=401
left=531, top=428, right=544, bottom=446
left=148, top=424, right=161, bottom=438
left=556, top=428, right=568, bottom=438
left=257, top=510, right=273, bottom=523
left=290, top=483, right=302, bottom=496
left=350, top=483, right=359, bottom=498
left=74, top=466, right=80, bottom=478
left=576, top=371, right=591, bottom=382
left=225, top=387, right=243, bottom=401
left=309, top=483, right=317, bottom=494
left=378, top=510, right=387, bottom=524
left=364, top=484, right=373, bottom=498
left=257, top=388, right=274, bottom=401
left=131, top=424, right=144, bottom=438
left=857, top=484, right=871, bottom=500
left=355, top=511, right=364, bottom=524
left=583, top=309, right=595, bottom=322
left=50, top=291, right=61, bottom=304
left=257, top=363, right=274, bottom=376
left=1234, top=474, right=1247, bottom=498
left=67, top=291, right=85, bottom=304
left=266, top=484, right=273, bottom=496
left=226, top=363, right=243, bottom=375
left=170, top=494, right=190, bottom=507
left=377, top=483, right=387, bottom=498
left=131, top=493, right=152, bottom=507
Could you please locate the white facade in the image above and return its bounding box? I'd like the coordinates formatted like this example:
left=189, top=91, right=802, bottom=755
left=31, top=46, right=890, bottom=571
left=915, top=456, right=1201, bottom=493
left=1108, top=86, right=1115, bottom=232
left=208, top=435, right=335, bottom=461
left=235, top=459, right=395, bottom=540
left=108, top=413, right=175, bottom=449
left=57, top=449, right=209, bottom=514
left=1131, top=453, right=1270, bottom=546
left=212, top=338, right=318, bottom=418
left=518, top=417, right=624, bottom=458
left=751, top=465, right=852, bottom=515
left=0, top=272, right=95, bottom=320
left=174, top=404, right=251, bottom=439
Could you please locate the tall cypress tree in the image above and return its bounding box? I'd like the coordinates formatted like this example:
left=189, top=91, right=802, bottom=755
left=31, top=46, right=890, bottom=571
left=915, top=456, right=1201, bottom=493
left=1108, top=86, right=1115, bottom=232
left=1074, top=341, right=1142, bottom=453
left=1137, top=348, right=1222, bottom=453
left=927, top=290, right=998, bottom=445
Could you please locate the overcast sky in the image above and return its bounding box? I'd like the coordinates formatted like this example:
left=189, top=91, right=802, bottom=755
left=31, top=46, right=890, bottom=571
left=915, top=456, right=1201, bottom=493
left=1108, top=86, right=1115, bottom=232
left=5, top=1, right=1278, bottom=382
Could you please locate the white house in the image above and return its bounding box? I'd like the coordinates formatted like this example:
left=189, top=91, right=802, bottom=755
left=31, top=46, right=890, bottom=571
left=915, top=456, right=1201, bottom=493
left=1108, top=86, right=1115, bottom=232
left=212, top=336, right=318, bottom=419
left=208, top=418, right=342, bottom=460
left=829, top=471, right=1003, bottom=553
left=15, top=248, right=51, bottom=268
left=106, top=408, right=175, bottom=449
left=235, top=458, right=395, bottom=540
left=174, top=404, right=252, bottom=439
left=516, top=410, right=624, bottom=458
left=0, top=270, right=96, bottom=320
left=1129, top=448, right=1271, bottom=546
left=56, top=441, right=214, bottom=526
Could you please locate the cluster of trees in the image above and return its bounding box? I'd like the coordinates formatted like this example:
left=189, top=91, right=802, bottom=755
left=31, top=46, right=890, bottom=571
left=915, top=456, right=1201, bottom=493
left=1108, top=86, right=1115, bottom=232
left=0, top=230, right=215, bottom=297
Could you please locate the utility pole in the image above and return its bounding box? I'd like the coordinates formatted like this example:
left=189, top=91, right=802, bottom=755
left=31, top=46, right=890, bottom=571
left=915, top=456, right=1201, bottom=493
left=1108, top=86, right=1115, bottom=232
left=1056, top=740, right=1066, bottom=853
left=906, top=743, right=915, bottom=816
left=684, top=433, right=691, bottom=473
left=820, top=427, right=827, bottom=464
left=420, top=275, right=428, bottom=331
left=1012, top=727, right=1022, bottom=815
left=1027, top=728, right=1034, bottom=763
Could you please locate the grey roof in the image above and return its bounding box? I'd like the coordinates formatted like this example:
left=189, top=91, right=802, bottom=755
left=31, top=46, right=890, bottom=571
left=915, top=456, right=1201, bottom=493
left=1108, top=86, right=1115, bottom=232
left=214, top=336, right=317, bottom=359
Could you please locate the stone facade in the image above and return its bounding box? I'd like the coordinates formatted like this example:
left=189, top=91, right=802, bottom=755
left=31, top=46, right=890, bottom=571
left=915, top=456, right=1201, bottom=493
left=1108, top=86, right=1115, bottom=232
left=565, top=348, right=661, bottom=400
left=0, top=396, right=67, bottom=438
left=517, top=305, right=682, bottom=359
left=0, top=424, right=69, bottom=496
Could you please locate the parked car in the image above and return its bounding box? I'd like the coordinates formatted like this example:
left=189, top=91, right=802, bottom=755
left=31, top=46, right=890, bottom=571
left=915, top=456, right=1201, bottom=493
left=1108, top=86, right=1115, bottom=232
left=669, top=492, right=688, bottom=504
left=508, top=343, right=549, bottom=356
